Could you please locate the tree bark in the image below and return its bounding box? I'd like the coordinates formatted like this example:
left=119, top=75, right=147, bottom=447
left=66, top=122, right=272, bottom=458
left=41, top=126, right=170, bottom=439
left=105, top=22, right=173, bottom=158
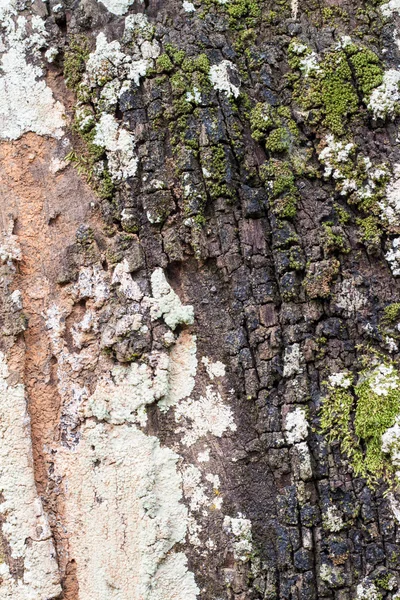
left=1, top=0, right=400, bottom=598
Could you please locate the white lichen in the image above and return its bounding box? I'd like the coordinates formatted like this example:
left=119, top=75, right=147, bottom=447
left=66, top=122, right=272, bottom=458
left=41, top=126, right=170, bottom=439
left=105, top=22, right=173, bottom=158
left=334, top=279, right=367, bottom=314
left=386, top=237, right=400, bottom=276
left=284, top=406, right=308, bottom=444
left=160, top=330, right=198, bottom=410
left=323, top=505, right=344, bottom=532
left=97, top=0, right=137, bottom=15
left=368, top=363, right=400, bottom=396
left=183, top=0, right=196, bottom=10
left=93, top=113, right=138, bottom=182
left=367, top=69, right=400, bottom=120
left=328, top=372, right=352, bottom=389
left=223, top=514, right=253, bottom=562
left=380, top=164, right=400, bottom=225
left=318, top=135, right=355, bottom=179
left=82, top=352, right=170, bottom=426
left=55, top=421, right=199, bottom=599
left=283, top=343, right=303, bottom=377
left=382, top=419, right=400, bottom=481
left=0, top=219, right=21, bottom=264
left=201, top=356, right=226, bottom=379
left=356, top=580, right=382, bottom=600
left=209, top=60, right=240, bottom=98
left=381, top=0, right=400, bottom=17
left=0, top=8, right=64, bottom=140
left=299, top=52, right=321, bottom=76
left=0, top=352, right=62, bottom=598
left=295, top=441, right=313, bottom=480
left=175, top=385, right=236, bottom=446
left=150, top=268, right=194, bottom=330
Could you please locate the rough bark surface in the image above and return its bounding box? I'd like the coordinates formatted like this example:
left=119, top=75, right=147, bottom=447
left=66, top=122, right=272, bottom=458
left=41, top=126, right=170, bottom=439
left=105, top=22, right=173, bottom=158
left=1, top=0, right=400, bottom=598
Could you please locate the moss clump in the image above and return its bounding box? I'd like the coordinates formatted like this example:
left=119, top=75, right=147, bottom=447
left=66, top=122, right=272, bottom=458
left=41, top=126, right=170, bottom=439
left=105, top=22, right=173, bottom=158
left=357, top=215, right=382, bottom=252
left=265, top=128, right=290, bottom=153
left=288, top=40, right=384, bottom=135
left=156, top=53, right=174, bottom=73
left=64, top=35, right=90, bottom=90
left=375, top=573, right=395, bottom=591
left=164, top=44, right=186, bottom=66
left=201, top=144, right=235, bottom=200
left=226, top=0, right=261, bottom=28
left=260, top=160, right=298, bottom=219
left=382, top=303, right=400, bottom=325
left=346, top=45, right=383, bottom=96
left=334, top=203, right=350, bottom=225
left=322, top=223, right=350, bottom=255
left=250, top=103, right=298, bottom=150
left=320, top=363, right=400, bottom=486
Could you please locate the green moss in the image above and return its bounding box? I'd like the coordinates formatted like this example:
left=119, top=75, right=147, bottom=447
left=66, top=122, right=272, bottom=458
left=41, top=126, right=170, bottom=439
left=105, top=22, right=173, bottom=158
left=289, top=40, right=385, bottom=135
left=320, top=363, right=400, bottom=486
left=376, top=573, right=395, bottom=590
left=357, top=215, right=382, bottom=251
left=170, top=72, right=188, bottom=95
left=348, top=46, right=384, bottom=96
left=319, top=53, right=359, bottom=135
left=249, top=103, right=274, bottom=142
left=260, top=160, right=298, bottom=219
left=265, top=128, right=290, bottom=153
left=334, top=203, right=350, bottom=225
left=226, top=0, right=261, bottom=28
left=64, top=35, right=90, bottom=90
left=322, top=223, right=349, bottom=255
left=181, top=53, right=210, bottom=74
left=164, top=43, right=186, bottom=66
left=156, top=53, right=174, bottom=73
left=382, top=303, right=400, bottom=325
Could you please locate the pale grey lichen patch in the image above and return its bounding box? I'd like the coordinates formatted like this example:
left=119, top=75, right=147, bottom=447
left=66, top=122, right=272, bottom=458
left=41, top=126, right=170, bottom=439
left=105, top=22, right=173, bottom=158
left=201, top=356, right=226, bottom=380
left=0, top=352, right=62, bottom=599
left=382, top=419, right=400, bottom=480
left=55, top=421, right=199, bottom=599
left=159, top=330, right=197, bottom=410
left=284, top=406, right=308, bottom=444
left=93, top=113, right=139, bottom=182
left=82, top=352, right=170, bottom=426
left=386, top=237, right=400, bottom=276
left=96, top=0, right=140, bottom=15
left=367, top=69, right=400, bottom=120
left=283, top=343, right=303, bottom=377
left=380, top=164, right=400, bottom=225
left=322, top=505, right=345, bottom=532
left=223, top=514, right=253, bottom=562
left=381, top=0, right=400, bottom=17
left=209, top=60, right=240, bottom=98
left=150, top=268, right=194, bottom=330
left=175, top=385, right=236, bottom=446
left=334, top=279, right=367, bottom=315
left=0, top=4, right=64, bottom=140
left=356, top=579, right=382, bottom=600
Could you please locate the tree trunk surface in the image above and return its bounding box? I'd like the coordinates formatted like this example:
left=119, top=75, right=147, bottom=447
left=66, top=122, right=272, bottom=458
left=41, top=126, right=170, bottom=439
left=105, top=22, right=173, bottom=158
left=1, top=0, right=400, bottom=598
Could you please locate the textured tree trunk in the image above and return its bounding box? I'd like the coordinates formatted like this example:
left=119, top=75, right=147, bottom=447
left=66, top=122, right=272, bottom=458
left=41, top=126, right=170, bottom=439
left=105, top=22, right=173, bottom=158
left=1, top=0, right=400, bottom=598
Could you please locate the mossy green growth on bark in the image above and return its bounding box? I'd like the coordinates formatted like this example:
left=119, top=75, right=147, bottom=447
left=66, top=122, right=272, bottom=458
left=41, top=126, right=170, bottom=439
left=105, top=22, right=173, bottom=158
left=288, top=40, right=384, bottom=135
left=63, top=35, right=91, bottom=91
left=260, top=160, right=298, bottom=219
left=320, top=363, right=400, bottom=486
